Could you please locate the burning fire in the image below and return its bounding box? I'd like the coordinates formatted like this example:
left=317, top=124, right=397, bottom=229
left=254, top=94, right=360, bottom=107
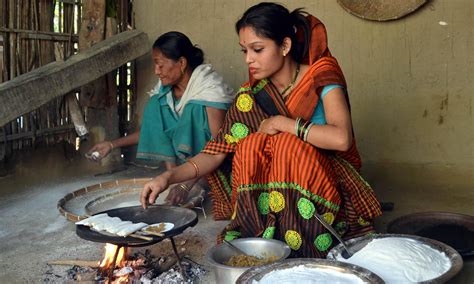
left=98, top=243, right=129, bottom=283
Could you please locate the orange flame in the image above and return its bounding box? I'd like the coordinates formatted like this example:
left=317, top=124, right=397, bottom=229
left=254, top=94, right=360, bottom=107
left=98, top=243, right=130, bottom=283
left=99, top=243, right=127, bottom=268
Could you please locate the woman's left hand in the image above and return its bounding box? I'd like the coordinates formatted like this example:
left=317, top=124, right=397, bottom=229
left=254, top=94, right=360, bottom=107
left=258, top=116, right=281, bottom=135
left=165, top=184, right=190, bottom=205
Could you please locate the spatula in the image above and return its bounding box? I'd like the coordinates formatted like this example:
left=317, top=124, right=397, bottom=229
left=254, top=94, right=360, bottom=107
left=314, top=212, right=353, bottom=259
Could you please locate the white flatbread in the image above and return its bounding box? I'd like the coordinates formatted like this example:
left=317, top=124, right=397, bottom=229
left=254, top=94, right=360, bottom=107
left=76, top=214, right=148, bottom=237
left=116, top=222, right=148, bottom=237
left=107, top=221, right=133, bottom=234
left=75, top=213, right=109, bottom=226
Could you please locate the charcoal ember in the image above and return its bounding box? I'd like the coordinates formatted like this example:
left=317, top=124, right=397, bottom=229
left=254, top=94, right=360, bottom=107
left=152, top=260, right=207, bottom=284
left=114, top=266, right=133, bottom=277
left=182, top=260, right=206, bottom=281
left=76, top=271, right=97, bottom=281
left=67, top=265, right=95, bottom=280
left=142, top=267, right=160, bottom=280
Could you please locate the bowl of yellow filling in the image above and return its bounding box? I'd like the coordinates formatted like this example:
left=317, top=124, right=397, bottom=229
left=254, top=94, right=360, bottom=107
left=206, top=238, right=291, bottom=284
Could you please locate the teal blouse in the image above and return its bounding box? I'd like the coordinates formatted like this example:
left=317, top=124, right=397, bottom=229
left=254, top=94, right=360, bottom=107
left=136, top=85, right=230, bottom=165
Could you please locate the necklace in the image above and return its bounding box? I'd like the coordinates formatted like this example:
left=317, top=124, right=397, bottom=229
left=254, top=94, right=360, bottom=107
left=280, top=64, right=300, bottom=97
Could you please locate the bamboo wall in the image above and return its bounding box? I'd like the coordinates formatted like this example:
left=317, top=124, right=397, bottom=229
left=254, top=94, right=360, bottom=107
left=0, top=0, right=136, bottom=162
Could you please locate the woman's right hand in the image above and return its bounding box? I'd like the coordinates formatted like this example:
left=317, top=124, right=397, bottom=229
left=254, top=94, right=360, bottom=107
left=85, top=141, right=113, bottom=161
left=141, top=172, right=172, bottom=208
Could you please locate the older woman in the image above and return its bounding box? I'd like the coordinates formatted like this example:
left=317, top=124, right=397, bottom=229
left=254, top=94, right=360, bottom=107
left=88, top=31, right=234, bottom=204
left=140, top=3, right=381, bottom=258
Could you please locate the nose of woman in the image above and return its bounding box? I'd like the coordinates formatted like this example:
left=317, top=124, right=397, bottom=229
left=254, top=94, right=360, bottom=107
left=245, top=52, right=254, bottom=65
left=154, top=65, right=161, bottom=76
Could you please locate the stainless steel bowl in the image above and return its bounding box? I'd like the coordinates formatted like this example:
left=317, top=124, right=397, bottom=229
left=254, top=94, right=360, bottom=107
left=327, top=233, right=463, bottom=283
left=206, top=238, right=291, bottom=284
left=236, top=258, right=384, bottom=283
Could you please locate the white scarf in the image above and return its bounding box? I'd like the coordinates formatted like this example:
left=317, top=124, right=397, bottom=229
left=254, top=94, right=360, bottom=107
left=150, top=64, right=234, bottom=117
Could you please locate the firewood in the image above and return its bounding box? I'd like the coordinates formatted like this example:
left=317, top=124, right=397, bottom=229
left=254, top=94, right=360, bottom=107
left=158, top=256, right=178, bottom=273
left=76, top=271, right=97, bottom=282
left=47, top=259, right=99, bottom=268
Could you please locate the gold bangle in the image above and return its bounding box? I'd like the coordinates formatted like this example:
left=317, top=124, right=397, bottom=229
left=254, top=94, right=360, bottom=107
left=178, top=183, right=190, bottom=192
left=188, top=160, right=199, bottom=178
left=109, top=141, right=114, bottom=150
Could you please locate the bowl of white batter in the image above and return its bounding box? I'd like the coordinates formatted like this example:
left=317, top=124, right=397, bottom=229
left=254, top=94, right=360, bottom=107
left=236, top=258, right=384, bottom=284
left=327, top=233, right=463, bottom=283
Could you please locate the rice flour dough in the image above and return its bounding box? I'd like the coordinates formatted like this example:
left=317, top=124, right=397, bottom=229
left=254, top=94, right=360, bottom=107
left=336, top=237, right=451, bottom=283
left=253, top=264, right=364, bottom=284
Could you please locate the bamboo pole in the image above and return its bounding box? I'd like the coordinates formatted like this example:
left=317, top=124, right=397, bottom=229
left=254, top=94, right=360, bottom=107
left=9, top=0, right=18, bottom=154
left=8, top=0, right=17, bottom=79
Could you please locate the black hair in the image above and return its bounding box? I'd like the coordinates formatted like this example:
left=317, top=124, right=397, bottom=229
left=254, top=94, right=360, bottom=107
left=152, top=31, right=204, bottom=70
left=235, top=2, right=310, bottom=63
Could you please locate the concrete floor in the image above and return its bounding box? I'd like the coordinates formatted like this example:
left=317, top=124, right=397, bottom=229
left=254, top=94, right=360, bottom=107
left=0, top=147, right=472, bottom=283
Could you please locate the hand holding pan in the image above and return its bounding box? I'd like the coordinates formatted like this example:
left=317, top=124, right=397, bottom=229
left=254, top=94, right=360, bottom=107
left=141, top=172, right=172, bottom=208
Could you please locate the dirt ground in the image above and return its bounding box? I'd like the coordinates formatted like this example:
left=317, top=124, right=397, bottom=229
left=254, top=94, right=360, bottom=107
left=0, top=147, right=226, bottom=283
left=0, top=146, right=472, bottom=283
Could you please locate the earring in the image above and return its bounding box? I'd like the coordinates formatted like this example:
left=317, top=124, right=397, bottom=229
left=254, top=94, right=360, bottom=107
left=282, top=50, right=287, bottom=57
left=180, top=68, right=184, bottom=75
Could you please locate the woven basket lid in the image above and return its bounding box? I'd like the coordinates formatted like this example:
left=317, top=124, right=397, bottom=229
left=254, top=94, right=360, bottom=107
left=337, top=0, right=428, bottom=21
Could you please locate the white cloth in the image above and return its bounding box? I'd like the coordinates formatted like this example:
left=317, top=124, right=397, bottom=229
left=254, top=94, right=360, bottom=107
left=150, top=64, right=234, bottom=117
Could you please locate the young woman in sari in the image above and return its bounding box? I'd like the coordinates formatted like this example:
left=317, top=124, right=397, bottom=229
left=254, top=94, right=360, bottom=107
left=140, top=3, right=381, bottom=258
left=87, top=31, right=234, bottom=205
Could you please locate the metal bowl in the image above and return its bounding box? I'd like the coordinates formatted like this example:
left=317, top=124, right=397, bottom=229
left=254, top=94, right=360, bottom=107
left=206, top=238, right=291, bottom=284
left=236, top=258, right=384, bottom=283
left=387, top=211, right=474, bottom=257
left=327, top=233, right=463, bottom=283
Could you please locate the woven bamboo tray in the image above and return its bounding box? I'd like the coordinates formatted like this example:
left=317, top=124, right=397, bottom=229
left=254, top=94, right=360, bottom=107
left=57, top=178, right=206, bottom=222
left=337, top=0, right=428, bottom=21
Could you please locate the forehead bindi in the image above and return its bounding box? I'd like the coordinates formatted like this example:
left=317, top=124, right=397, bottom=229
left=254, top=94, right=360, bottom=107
left=239, top=27, right=266, bottom=46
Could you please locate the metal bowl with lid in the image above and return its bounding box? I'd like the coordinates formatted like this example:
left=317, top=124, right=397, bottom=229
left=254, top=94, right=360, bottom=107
left=236, top=258, right=384, bottom=283
left=327, top=233, right=463, bottom=283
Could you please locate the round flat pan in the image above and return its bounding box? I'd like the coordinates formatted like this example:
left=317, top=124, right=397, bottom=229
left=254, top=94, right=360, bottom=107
left=387, top=212, right=474, bottom=257
left=76, top=205, right=198, bottom=247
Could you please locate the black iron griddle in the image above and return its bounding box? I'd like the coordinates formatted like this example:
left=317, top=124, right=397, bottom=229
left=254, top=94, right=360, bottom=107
left=387, top=211, right=474, bottom=257
left=76, top=205, right=198, bottom=247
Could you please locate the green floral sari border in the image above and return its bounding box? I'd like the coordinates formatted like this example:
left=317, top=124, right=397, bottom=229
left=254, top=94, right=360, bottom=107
left=251, top=79, right=268, bottom=94
left=238, top=182, right=340, bottom=211
left=238, top=86, right=251, bottom=93
left=217, top=170, right=232, bottom=197
left=335, top=156, right=373, bottom=190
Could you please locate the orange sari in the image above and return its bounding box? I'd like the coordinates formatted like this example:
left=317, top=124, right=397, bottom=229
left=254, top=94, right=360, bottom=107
left=202, top=15, right=381, bottom=257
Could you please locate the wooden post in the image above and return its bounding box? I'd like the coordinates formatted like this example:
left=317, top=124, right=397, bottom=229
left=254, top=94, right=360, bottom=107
left=0, top=30, right=150, bottom=126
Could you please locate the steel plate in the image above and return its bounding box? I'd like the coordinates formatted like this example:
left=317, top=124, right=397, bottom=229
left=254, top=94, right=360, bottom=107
left=236, top=258, right=384, bottom=283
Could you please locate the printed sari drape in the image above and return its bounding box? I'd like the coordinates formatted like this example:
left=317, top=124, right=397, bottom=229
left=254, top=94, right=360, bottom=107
left=202, top=15, right=381, bottom=257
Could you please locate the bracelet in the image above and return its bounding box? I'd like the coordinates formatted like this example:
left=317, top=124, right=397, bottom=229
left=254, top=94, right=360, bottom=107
left=303, top=122, right=313, bottom=142
left=178, top=183, right=190, bottom=192
left=295, top=117, right=308, bottom=139
left=109, top=141, right=114, bottom=150
left=188, top=160, right=199, bottom=178
left=300, top=120, right=312, bottom=140
left=295, top=117, right=313, bottom=142
left=295, top=117, right=301, bottom=137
